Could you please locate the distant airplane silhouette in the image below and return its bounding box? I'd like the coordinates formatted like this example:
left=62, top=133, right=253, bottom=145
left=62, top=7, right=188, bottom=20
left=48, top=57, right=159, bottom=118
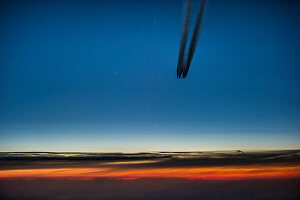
left=177, top=0, right=206, bottom=79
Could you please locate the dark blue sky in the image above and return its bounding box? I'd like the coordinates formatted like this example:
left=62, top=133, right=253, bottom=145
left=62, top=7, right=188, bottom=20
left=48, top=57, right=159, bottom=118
left=0, top=0, right=299, bottom=151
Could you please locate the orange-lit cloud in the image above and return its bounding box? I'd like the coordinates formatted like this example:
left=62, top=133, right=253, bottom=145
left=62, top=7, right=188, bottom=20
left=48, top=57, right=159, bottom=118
left=1, top=165, right=300, bottom=180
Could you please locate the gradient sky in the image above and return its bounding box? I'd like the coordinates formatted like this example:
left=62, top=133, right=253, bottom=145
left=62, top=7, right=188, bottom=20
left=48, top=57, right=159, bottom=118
left=0, top=0, right=299, bottom=152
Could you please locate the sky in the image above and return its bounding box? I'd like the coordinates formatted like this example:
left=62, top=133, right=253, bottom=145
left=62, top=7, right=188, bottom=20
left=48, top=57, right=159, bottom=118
left=0, top=0, right=299, bottom=152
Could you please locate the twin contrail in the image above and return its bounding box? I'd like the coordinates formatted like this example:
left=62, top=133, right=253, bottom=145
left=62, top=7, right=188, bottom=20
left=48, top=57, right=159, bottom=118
left=177, top=0, right=206, bottom=79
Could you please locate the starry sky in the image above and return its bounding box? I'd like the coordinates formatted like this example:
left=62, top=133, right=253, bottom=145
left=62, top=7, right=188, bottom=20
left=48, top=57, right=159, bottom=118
left=0, top=0, right=299, bottom=152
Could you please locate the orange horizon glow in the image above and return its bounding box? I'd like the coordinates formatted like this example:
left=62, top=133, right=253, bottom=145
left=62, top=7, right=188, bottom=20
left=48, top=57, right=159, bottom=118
left=1, top=165, right=300, bottom=180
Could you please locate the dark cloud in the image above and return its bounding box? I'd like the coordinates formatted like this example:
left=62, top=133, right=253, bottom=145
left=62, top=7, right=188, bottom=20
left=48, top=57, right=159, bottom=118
left=1, top=178, right=299, bottom=200
left=1, top=150, right=300, bottom=170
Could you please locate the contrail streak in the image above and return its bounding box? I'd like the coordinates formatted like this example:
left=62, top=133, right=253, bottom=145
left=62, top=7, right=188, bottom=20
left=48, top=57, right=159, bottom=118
left=177, top=0, right=192, bottom=78
left=177, top=0, right=206, bottom=79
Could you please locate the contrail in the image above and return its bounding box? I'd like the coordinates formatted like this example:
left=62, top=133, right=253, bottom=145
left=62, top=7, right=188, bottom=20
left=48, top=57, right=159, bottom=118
left=177, top=0, right=206, bottom=79
left=177, top=0, right=192, bottom=78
